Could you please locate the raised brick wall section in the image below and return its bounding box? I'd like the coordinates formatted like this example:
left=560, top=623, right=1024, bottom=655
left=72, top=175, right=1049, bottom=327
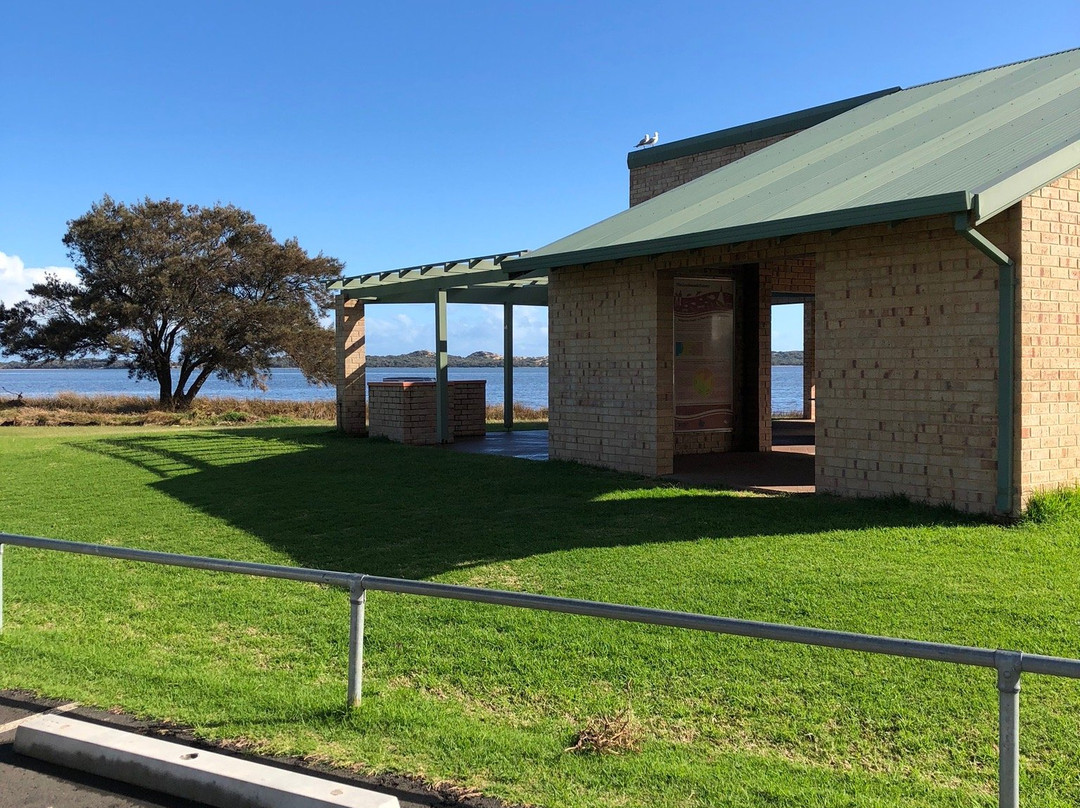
left=450, top=380, right=487, bottom=437
left=1017, top=167, right=1080, bottom=506
left=335, top=297, right=367, bottom=435
left=630, top=132, right=797, bottom=206
left=368, top=380, right=487, bottom=444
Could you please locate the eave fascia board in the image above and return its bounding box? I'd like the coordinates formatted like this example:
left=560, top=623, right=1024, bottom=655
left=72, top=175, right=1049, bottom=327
left=340, top=286, right=548, bottom=306
left=338, top=265, right=514, bottom=294
left=508, top=191, right=974, bottom=273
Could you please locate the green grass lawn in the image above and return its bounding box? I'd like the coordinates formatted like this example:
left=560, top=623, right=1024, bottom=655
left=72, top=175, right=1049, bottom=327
left=2, top=425, right=1080, bottom=807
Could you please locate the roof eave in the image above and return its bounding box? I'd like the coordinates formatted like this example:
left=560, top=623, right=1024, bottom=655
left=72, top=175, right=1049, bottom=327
left=973, top=138, right=1080, bottom=224
left=506, top=191, right=974, bottom=273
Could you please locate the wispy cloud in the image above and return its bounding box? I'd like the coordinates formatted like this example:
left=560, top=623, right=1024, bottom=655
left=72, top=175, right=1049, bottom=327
left=0, top=252, right=78, bottom=307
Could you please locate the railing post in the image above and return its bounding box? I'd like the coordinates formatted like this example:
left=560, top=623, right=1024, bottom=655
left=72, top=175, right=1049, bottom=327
left=996, top=650, right=1022, bottom=808
left=347, top=581, right=366, bottom=709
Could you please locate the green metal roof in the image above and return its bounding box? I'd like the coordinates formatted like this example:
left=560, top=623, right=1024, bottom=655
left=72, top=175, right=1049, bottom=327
left=627, top=87, right=900, bottom=169
left=511, top=48, right=1080, bottom=274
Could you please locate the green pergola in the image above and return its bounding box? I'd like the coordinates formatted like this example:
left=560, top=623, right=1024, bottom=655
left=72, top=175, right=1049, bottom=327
left=329, top=251, right=547, bottom=441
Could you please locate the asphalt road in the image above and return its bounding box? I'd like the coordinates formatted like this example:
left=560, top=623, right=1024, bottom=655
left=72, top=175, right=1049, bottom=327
left=0, top=690, right=496, bottom=808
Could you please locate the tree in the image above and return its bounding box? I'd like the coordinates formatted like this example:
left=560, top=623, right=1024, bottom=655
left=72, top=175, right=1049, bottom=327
left=0, top=196, right=343, bottom=409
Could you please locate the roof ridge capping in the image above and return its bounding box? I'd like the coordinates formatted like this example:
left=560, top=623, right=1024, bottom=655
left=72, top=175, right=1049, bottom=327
left=904, top=44, right=1080, bottom=91
left=626, top=86, right=901, bottom=170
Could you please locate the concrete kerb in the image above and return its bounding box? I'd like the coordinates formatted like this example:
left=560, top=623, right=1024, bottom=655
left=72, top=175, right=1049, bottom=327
left=14, top=712, right=399, bottom=808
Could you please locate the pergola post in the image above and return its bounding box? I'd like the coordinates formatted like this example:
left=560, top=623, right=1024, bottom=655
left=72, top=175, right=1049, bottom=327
left=435, top=288, right=450, bottom=443
left=503, top=302, right=514, bottom=431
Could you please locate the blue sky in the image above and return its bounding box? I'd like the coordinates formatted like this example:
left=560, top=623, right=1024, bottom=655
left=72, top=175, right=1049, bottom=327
left=3, top=2, right=1077, bottom=356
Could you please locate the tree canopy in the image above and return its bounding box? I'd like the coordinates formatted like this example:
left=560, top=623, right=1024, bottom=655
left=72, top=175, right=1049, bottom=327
left=0, top=196, right=343, bottom=409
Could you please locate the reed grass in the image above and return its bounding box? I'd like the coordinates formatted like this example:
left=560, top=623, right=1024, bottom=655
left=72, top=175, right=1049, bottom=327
left=0, top=392, right=336, bottom=426
left=484, top=402, right=548, bottom=423
left=0, top=393, right=548, bottom=428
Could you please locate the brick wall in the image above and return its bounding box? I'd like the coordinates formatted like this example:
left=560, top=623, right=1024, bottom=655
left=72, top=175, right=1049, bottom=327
left=450, top=380, right=487, bottom=437
left=630, top=132, right=797, bottom=206
left=369, top=381, right=435, bottom=444
left=815, top=214, right=1015, bottom=513
left=548, top=263, right=669, bottom=475
left=368, top=380, right=487, bottom=444
left=335, top=297, right=367, bottom=435
left=1017, top=167, right=1080, bottom=506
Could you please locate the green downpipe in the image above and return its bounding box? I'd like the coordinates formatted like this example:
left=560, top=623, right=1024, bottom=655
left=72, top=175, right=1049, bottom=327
left=996, top=261, right=1016, bottom=515
left=954, top=215, right=1015, bottom=515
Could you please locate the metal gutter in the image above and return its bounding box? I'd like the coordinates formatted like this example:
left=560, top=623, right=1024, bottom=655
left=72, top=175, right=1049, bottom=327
left=954, top=212, right=1016, bottom=515
left=508, top=191, right=973, bottom=273
left=627, top=87, right=901, bottom=169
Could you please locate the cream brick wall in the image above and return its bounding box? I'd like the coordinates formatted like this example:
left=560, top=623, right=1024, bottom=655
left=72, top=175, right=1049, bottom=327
left=1017, top=167, right=1080, bottom=506
left=815, top=214, right=1015, bottom=513
left=548, top=263, right=670, bottom=475
left=630, top=132, right=797, bottom=206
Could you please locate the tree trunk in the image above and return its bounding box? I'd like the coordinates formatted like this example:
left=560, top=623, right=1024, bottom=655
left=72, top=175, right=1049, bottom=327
left=174, top=364, right=216, bottom=410
left=156, top=358, right=175, bottom=410
left=157, top=379, right=175, bottom=410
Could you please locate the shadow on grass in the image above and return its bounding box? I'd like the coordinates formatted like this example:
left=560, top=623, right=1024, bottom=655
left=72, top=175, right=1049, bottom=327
left=73, top=426, right=982, bottom=580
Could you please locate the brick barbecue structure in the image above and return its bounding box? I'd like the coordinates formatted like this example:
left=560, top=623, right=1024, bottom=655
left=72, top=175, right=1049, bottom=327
left=336, top=49, right=1080, bottom=517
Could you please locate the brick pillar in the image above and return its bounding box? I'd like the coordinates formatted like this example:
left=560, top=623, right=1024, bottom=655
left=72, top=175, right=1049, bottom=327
left=803, top=300, right=816, bottom=420
left=758, top=269, right=773, bottom=451
left=335, top=296, right=367, bottom=435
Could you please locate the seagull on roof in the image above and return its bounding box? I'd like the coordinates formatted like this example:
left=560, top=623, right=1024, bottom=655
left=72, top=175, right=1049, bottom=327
left=647, top=131, right=659, bottom=146
left=635, top=133, right=650, bottom=148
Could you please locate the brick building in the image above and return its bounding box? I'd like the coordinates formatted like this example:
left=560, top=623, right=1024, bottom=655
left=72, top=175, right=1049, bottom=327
left=336, top=49, right=1080, bottom=517
left=505, top=49, right=1080, bottom=517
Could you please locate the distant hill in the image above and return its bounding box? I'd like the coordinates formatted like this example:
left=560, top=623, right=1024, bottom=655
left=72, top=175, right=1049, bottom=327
left=368, top=350, right=548, bottom=368
left=772, top=351, right=803, bottom=365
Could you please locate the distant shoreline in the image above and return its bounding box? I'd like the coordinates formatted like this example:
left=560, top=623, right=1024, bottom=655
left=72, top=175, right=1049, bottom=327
left=1, top=349, right=805, bottom=369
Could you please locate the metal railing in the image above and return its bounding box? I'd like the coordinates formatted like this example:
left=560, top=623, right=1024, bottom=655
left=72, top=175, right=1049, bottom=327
left=2, top=532, right=1079, bottom=808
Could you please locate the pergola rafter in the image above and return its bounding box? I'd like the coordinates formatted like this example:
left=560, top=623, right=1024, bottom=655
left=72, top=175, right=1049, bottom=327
left=330, top=250, right=546, bottom=441
left=330, top=251, right=546, bottom=305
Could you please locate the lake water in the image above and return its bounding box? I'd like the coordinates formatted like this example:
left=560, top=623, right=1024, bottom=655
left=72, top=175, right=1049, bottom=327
left=0, top=364, right=806, bottom=414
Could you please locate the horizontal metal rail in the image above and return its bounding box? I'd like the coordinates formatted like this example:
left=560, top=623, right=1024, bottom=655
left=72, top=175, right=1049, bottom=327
left=3, top=531, right=1079, bottom=808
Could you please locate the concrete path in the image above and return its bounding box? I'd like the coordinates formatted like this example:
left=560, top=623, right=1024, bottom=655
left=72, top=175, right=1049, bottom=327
left=446, top=423, right=817, bottom=494
left=447, top=429, right=549, bottom=461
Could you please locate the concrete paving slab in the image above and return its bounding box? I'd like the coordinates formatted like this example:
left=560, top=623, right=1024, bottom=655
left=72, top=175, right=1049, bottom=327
left=15, top=713, right=399, bottom=808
